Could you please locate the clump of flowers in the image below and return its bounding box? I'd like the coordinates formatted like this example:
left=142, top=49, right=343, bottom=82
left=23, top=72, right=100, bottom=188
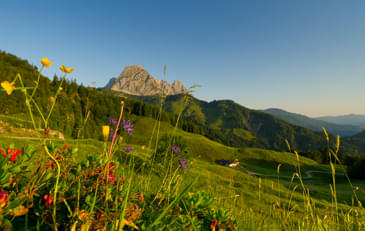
left=43, top=194, right=53, bottom=207
left=122, top=119, right=134, bottom=135
left=0, top=148, right=22, bottom=162
left=171, top=145, right=181, bottom=154
left=124, top=146, right=134, bottom=153
left=178, top=158, right=188, bottom=170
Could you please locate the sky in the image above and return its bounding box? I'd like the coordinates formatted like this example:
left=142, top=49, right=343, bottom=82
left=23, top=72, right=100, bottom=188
left=1, top=0, right=365, bottom=117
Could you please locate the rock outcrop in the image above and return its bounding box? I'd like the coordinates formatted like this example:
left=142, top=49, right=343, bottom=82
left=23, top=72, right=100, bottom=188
left=105, top=65, right=187, bottom=96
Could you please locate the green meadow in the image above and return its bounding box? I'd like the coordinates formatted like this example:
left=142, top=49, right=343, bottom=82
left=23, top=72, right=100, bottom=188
left=0, top=110, right=364, bottom=230
left=0, top=54, right=364, bottom=230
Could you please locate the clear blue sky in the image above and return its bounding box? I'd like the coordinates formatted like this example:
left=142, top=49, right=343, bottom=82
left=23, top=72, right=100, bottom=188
left=1, top=0, right=365, bottom=117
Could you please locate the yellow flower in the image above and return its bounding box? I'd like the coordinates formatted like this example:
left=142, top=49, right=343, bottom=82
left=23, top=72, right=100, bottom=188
left=1, top=81, right=15, bottom=95
left=60, top=65, right=74, bottom=73
left=102, top=125, right=110, bottom=140
left=41, top=57, right=53, bottom=67
left=10, top=205, right=29, bottom=216
left=115, top=219, right=139, bottom=230
left=141, top=145, right=145, bottom=150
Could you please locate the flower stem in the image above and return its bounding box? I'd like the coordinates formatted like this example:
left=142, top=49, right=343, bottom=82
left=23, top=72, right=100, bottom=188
left=30, top=65, right=44, bottom=99
left=44, top=143, right=61, bottom=230
left=45, top=73, right=67, bottom=127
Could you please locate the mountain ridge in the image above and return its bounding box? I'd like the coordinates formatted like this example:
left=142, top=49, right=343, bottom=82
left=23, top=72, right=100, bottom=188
left=315, top=114, right=365, bottom=129
left=264, top=108, right=363, bottom=137
left=105, top=65, right=188, bottom=96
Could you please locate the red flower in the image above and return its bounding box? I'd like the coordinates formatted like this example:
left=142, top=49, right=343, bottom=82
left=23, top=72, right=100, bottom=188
left=43, top=194, right=53, bottom=207
left=210, top=220, right=218, bottom=230
left=0, top=190, right=8, bottom=208
left=109, top=163, right=117, bottom=170
left=0, top=148, right=22, bottom=162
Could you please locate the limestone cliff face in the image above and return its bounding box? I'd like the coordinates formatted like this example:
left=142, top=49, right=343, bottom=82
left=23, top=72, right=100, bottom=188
left=105, top=65, right=187, bottom=96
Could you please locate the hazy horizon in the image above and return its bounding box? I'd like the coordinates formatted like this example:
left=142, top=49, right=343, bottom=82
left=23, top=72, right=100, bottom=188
left=1, top=0, right=365, bottom=117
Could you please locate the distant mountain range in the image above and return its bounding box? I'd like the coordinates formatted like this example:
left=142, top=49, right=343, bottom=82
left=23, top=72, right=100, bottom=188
left=103, top=63, right=365, bottom=153
left=126, top=94, right=337, bottom=151
left=315, top=114, right=365, bottom=129
left=264, top=108, right=363, bottom=137
left=105, top=65, right=187, bottom=96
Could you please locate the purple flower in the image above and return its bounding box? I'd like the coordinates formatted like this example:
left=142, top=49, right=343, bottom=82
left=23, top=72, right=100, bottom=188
left=122, top=119, right=134, bottom=135
left=109, top=127, right=115, bottom=141
left=178, top=158, right=188, bottom=170
left=171, top=146, right=181, bottom=154
left=109, top=117, right=117, bottom=126
left=123, top=146, right=134, bottom=153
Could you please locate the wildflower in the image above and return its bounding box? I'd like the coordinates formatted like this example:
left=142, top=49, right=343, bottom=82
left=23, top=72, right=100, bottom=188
left=178, top=158, right=188, bottom=170
left=108, top=173, right=116, bottom=181
left=1, top=81, right=15, bottom=95
left=122, top=119, right=134, bottom=135
left=64, top=144, right=71, bottom=149
left=10, top=205, right=29, bottom=216
left=0, top=191, right=8, bottom=208
left=109, top=127, right=115, bottom=141
left=59, top=65, right=74, bottom=73
left=1, top=148, right=22, bottom=162
left=171, top=145, right=181, bottom=154
left=109, top=117, right=117, bottom=126
left=210, top=220, right=218, bottom=231
left=43, top=194, right=53, bottom=207
left=141, top=145, right=145, bottom=150
left=123, top=146, right=134, bottom=153
left=77, top=209, right=89, bottom=222
left=109, top=163, right=117, bottom=170
left=102, top=125, right=110, bottom=140
left=115, top=219, right=139, bottom=230
left=138, top=192, right=144, bottom=203
left=41, top=57, right=53, bottom=67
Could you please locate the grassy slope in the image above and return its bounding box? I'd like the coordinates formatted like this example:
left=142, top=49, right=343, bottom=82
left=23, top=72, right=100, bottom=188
left=1, top=112, right=364, bottom=229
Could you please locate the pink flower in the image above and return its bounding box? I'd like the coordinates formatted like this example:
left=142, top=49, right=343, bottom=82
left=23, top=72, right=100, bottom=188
left=108, top=173, right=116, bottom=181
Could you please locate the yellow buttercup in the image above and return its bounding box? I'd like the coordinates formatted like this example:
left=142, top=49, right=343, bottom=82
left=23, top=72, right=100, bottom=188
left=41, top=57, right=53, bottom=67
left=102, top=125, right=110, bottom=140
left=1, top=81, right=15, bottom=95
left=60, top=65, right=74, bottom=73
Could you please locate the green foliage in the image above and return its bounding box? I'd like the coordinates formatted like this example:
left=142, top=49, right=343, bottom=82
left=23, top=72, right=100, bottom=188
left=347, top=156, right=365, bottom=179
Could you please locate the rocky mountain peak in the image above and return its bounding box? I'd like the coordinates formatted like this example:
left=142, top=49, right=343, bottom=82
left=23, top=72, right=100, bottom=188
left=105, top=65, right=187, bottom=96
